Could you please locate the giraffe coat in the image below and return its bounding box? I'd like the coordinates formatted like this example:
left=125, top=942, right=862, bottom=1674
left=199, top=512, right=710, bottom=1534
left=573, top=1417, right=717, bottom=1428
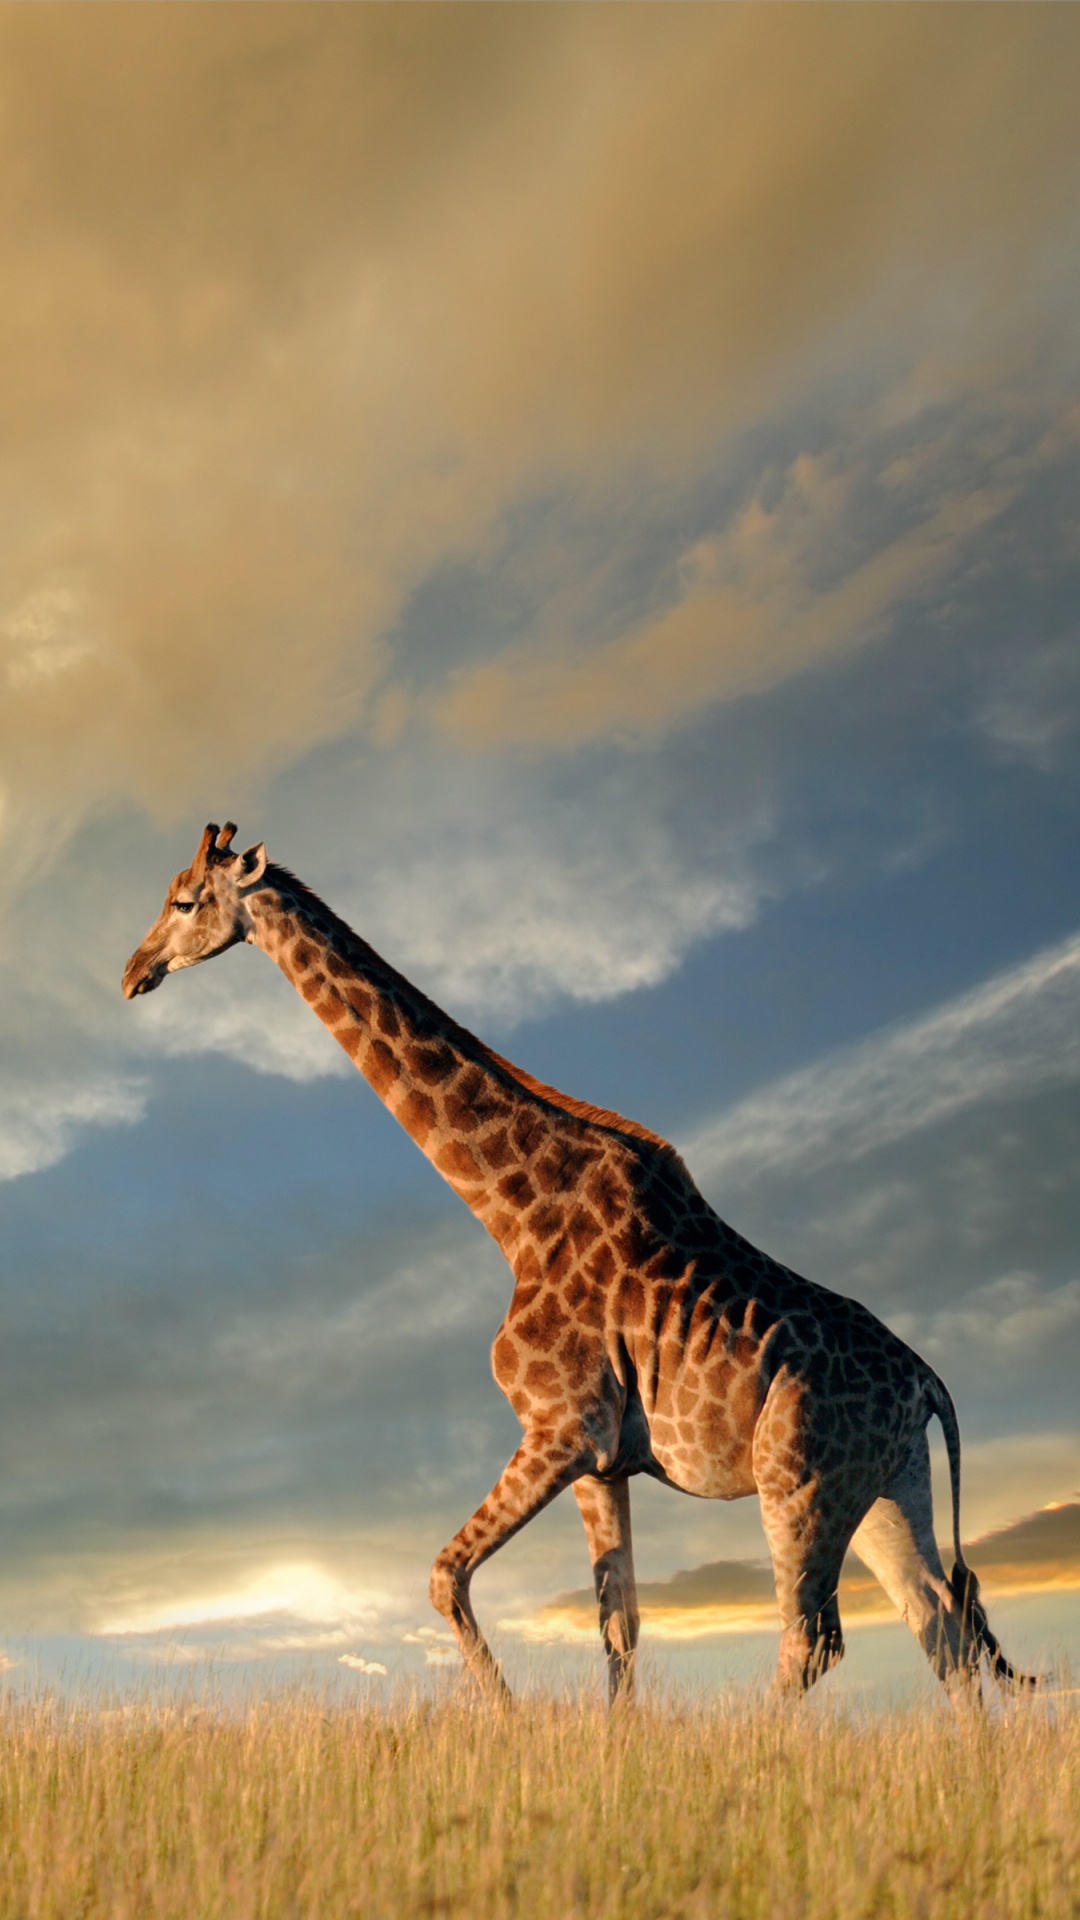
left=123, top=823, right=1034, bottom=1700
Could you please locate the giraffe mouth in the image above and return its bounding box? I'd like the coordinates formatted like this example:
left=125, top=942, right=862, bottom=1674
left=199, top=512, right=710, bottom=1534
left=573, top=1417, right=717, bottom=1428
left=121, top=950, right=167, bottom=998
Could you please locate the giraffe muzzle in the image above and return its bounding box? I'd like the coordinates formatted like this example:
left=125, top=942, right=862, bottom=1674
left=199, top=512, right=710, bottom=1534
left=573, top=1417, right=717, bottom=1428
left=121, top=949, right=168, bottom=998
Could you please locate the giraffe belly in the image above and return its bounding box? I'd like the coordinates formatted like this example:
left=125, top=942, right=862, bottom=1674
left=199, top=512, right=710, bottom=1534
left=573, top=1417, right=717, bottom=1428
left=641, top=1356, right=763, bottom=1499
left=628, top=1301, right=774, bottom=1499
left=647, top=1431, right=757, bottom=1501
left=598, top=1388, right=754, bottom=1497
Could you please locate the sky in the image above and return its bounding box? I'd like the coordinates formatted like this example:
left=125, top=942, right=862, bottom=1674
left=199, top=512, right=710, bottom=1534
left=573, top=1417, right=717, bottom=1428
left=1, top=3, right=1079, bottom=1701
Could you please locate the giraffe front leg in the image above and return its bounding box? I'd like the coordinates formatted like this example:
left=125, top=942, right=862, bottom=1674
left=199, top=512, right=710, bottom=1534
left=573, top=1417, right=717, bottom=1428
left=430, top=1432, right=589, bottom=1701
left=573, top=1475, right=639, bottom=1705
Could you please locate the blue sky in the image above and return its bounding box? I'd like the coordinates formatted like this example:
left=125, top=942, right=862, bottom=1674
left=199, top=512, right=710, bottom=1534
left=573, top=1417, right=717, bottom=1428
left=0, top=5, right=1078, bottom=1696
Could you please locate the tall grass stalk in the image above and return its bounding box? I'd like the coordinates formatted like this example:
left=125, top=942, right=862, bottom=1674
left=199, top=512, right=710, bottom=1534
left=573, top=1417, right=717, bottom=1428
left=0, top=1688, right=1076, bottom=1917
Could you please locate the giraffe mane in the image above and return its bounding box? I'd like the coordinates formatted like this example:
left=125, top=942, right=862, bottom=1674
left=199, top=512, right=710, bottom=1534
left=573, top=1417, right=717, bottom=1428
left=265, top=862, right=680, bottom=1161
left=480, top=1047, right=676, bottom=1155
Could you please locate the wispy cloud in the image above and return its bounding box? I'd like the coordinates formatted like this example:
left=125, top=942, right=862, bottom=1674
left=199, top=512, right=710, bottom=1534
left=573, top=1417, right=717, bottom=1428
left=896, top=1274, right=1080, bottom=1365
left=96, top=1562, right=400, bottom=1661
left=128, top=960, right=351, bottom=1083
left=338, top=1654, right=387, bottom=1677
left=205, top=1225, right=509, bottom=1396
left=344, top=790, right=767, bottom=1025
left=401, top=1628, right=461, bottom=1669
left=683, top=929, right=1080, bottom=1191
left=975, top=624, right=1080, bottom=772
left=0, top=1074, right=145, bottom=1183
left=437, top=437, right=1014, bottom=755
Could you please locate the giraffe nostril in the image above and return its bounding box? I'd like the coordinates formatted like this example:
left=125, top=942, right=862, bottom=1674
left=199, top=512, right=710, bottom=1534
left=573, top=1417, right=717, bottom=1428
left=122, top=955, right=164, bottom=997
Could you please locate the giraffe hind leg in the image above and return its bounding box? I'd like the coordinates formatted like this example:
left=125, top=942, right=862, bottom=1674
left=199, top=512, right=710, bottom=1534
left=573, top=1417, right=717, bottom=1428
left=774, top=1585, right=846, bottom=1693
left=850, top=1428, right=981, bottom=1698
left=950, top=1563, right=1039, bottom=1691
left=573, top=1474, right=639, bottom=1705
left=759, top=1483, right=852, bottom=1694
left=430, top=1432, right=589, bottom=1701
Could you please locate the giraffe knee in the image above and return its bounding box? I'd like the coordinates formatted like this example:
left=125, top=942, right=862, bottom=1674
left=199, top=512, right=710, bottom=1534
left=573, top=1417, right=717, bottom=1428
left=429, top=1553, right=467, bottom=1624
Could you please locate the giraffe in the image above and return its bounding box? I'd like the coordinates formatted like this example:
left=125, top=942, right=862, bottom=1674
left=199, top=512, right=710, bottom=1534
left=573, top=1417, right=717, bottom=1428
left=122, top=823, right=1035, bottom=1702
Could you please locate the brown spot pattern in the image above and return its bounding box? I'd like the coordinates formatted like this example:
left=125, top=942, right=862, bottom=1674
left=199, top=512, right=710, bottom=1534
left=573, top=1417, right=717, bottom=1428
left=437, top=1140, right=484, bottom=1184
left=397, top=1090, right=437, bottom=1144
left=234, top=867, right=1002, bottom=1703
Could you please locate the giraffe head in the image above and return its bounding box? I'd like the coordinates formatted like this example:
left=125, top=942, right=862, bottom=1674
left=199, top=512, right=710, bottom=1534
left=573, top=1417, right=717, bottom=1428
left=122, top=821, right=267, bottom=998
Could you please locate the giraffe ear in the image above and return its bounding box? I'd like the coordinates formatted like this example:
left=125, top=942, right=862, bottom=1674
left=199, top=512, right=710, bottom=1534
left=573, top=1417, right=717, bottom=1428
left=237, top=842, right=267, bottom=889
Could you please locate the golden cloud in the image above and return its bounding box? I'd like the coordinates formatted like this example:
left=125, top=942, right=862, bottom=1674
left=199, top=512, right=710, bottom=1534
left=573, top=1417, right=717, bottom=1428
left=505, top=1500, right=1080, bottom=1643
left=438, top=463, right=1013, bottom=752
left=0, top=6, right=1077, bottom=876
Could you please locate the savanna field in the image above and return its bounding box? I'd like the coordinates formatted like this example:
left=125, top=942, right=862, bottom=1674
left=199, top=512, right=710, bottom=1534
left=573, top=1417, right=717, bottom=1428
left=0, top=1687, right=1076, bottom=1920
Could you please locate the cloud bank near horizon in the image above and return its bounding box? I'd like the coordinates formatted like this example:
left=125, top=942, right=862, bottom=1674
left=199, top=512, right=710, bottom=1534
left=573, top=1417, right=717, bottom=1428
left=507, top=1499, right=1080, bottom=1647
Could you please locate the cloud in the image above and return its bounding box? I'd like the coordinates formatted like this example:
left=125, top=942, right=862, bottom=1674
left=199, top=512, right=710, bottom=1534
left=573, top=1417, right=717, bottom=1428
left=0, top=6, right=1076, bottom=883
left=128, top=960, right=351, bottom=1083
left=92, top=713, right=772, bottom=1048
left=969, top=1499, right=1080, bottom=1590
left=370, top=833, right=756, bottom=1024
left=0, top=1189, right=525, bottom=1637
left=93, top=1561, right=403, bottom=1662
left=338, top=1655, right=387, bottom=1677
left=97, top=1562, right=371, bottom=1636
left=929, top=1435, right=1080, bottom=1547
left=0, top=1073, right=145, bottom=1183
left=673, top=931, right=1080, bottom=1449
left=324, top=760, right=768, bottom=1026
left=975, top=628, right=1080, bottom=772
left=2, top=587, right=94, bottom=690
left=402, top=1627, right=460, bottom=1669
left=899, top=1274, right=1080, bottom=1365
left=436, top=443, right=1012, bottom=754
left=204, top=1224, right=510, bottom=1398
left=506, top=1501, right=1080, bottom=1645
left=682, top=928, right=1080, bottom=1191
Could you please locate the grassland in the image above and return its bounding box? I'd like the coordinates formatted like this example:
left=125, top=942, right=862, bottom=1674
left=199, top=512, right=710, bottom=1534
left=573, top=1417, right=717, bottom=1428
left=0, top=1686, right=1076, bottom=1919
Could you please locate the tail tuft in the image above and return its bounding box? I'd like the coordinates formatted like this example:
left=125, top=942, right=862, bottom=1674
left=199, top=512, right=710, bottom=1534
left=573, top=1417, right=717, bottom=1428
left=951, top=1559, right=1040, bottom=1691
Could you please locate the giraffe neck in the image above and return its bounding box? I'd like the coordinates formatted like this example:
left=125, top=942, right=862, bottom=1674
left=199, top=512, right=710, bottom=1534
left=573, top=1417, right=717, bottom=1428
left=245, top=867, right=562, bottom=1247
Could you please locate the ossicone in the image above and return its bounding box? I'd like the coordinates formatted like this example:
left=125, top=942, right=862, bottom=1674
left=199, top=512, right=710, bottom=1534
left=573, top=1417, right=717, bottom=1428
left=190, top=822, right=219, bottom=878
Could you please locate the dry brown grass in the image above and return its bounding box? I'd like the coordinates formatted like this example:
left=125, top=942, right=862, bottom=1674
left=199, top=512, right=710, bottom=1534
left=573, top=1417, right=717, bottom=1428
left=0, top=1686, right=1076, bottom=1918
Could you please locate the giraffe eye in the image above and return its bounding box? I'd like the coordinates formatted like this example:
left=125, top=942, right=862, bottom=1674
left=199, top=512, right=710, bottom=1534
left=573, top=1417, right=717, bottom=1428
left=173, top=900, right=196, bottom=915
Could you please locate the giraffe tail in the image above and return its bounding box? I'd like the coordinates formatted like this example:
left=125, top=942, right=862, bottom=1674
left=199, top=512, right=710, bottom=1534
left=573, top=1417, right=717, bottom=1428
left=924, top=1371, right=1040, bottom=1692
